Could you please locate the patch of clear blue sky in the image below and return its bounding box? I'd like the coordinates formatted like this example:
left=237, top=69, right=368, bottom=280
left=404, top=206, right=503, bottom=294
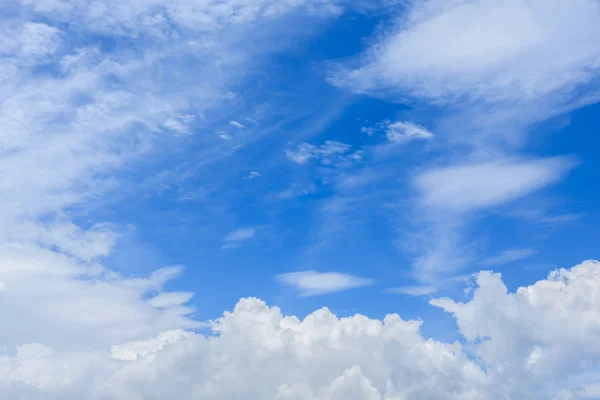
left=68, top=8, right=600, bottom=341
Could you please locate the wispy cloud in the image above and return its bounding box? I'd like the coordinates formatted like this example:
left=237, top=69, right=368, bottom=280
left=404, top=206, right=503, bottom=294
left=222, top=227, right=256, bottom=248
left=415, top=157, right=577, bottom=212
left=229, top=120, right=246, bottom=128
left=331, top=0, right=600, bottom=106
left=481, top=248, right=537, bottom=267
left=387, top=285, right=436, bottom=296
left=328, top=0, right=600, bottom=289
left=276, top=270, right=373, bottom=296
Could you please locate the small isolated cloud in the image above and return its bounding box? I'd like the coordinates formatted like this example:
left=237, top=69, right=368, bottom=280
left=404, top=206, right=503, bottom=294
left=386, top=121, right=434, bottom=144
left=222, top=227, right=256, bottom=248
left=361, top=126, right=376, bottom=136
left=276, top=270, right=373, bottom=296
left=229, top=120, right=246, bottom=128
left=481, top=248, right=537, bottom=267
left=285, top=140, right=351, bottom=165
left=245, top=171, right=261, bottom=180
left=387, top=285, right=436, bottom=296
left=415, top=156, right=576, bottom=212
left=361, top=120, right=433, bottom=145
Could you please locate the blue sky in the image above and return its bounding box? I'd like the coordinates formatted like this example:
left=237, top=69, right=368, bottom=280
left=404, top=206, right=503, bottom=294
left=2, top=0, right=600, bottom=398
left=82, top=5, right=600, bottom=322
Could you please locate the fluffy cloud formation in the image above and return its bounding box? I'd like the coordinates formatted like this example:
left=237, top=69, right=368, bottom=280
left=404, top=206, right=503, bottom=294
left=431, top=260, right=600, bottom=398
left=1, top=260, right=600, bottom=398
left=276, top=270, right=373, bottom=296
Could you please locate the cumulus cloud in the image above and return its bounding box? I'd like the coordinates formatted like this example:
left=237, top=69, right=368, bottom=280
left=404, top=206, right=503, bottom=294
left=0, top=260, right=599, bottom=398
left=415, top=157, right=576, bottom=212
left=276, top=270, right=373, bottom=296
left=431, top=260, right=600, bottom=397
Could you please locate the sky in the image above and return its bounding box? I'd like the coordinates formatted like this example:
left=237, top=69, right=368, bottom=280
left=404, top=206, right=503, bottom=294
left=1, top=0, right=600, bottom=398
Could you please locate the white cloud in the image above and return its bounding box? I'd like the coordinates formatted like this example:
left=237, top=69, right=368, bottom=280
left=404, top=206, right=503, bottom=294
left=148, top=292, right=195, bottom=309
left=229, top=120, right=246, bottom=128
left=286, top=143, right=318, bottom=164
left=276, top=270, right=373, bottom=296
left=329, top=0, right=599, bottom=288
left=222, top=227, right=256, bottom=248
left=385, top=121, right=434, bottom=144
left=387, top=285, right=436, bottom=296
left=286, top=140, right=351, bottom=164
left=245, top=171, right=261, bottom=179
left=431, top=260, right=600, bottom=395
left=415, top=157, right=576, bottom=212
left=1, top=260, right=600, bottom=398
left=332, top=0, right=600, bottom=104
left=163, top=115, right=196, bottom=134
left=111, top=329, right=192, bottom=361
left=0, top=242, right=199, bottom=351
left=481, top=248, right=538, bottom=266
left=8, top=22, right=61, bottom=58
left=360, top=126, right=376, bottom=136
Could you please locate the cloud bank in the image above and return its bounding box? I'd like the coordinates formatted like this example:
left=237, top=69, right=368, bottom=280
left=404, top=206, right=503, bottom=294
left=2, top=261, right=600, bottom=399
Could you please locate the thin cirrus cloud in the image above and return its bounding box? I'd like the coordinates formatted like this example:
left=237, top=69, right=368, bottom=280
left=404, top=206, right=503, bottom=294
left=414, top=156, right=577, bottom=212
left=276, top=270, right=373, bottom=296
left=481, top=248, right=538, bottom=267
left=222, top=227, right=256, bottom=248
left=387, top=285, right=437, bottom=297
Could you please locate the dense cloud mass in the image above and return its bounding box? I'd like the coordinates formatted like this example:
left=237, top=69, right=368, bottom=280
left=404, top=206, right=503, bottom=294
left=2, top=255, right=600, bottom=399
